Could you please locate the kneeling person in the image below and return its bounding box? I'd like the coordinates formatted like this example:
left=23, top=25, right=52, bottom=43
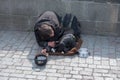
left=34, top=11, right=81, bottom=55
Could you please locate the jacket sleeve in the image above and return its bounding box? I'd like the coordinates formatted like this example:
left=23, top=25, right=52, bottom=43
left=34, top=30, right=48, bottom=47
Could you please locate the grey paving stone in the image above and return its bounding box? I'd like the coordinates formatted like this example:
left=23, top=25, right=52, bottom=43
left=25, top=74, right=36, bottom=79
left=105, top=77, right=114, bottom=80
left=9, top=77, right=18, bottom=80
left=72, top=75, right=82, bottom=79
left=93, top=73, right=102, bottom=77
left=94, top=69, right=109, bottom=73
left=37, top=76, right=46, bottom=80
left=10, top=73, right=25, bottom=78
left=64, top=74, right=72, bottom=78
left=80, top=71, right=92, bottom=76
left=46, top=77, right=58, bottom=80
left=94, top=77, right=104, bottom=80
left=58, top=70, right=70, bottom=74
left=83, top=76, right=94, bottom=80
left=46, top=73, right=63, bottom=77
left=70, top=71, right=79, bottom=75
left=58, top=78, right=67, bottom=80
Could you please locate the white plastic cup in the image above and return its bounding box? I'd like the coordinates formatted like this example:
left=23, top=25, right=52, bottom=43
left=78, top=48, right=89, bottom=58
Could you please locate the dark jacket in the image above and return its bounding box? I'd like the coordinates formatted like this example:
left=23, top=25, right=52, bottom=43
left=34, top=11, right=64, bottom=47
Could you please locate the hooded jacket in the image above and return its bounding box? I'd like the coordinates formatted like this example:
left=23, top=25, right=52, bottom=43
left=34, top=11, right=64, bottom=47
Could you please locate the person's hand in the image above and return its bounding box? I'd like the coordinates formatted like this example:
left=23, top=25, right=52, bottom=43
left=48, top=41, right=55, bottom=47
left=41, top=49, right=48, bottom=56
left=41, top=49, right=47, bottom=54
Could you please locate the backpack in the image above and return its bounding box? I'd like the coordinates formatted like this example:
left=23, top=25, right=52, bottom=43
left=62, top=14, right=81, bottom=39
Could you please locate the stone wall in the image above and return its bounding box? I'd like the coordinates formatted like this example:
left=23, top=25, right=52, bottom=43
left=0, top=0, right=120, bottom=36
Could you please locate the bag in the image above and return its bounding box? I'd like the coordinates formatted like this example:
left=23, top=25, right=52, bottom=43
left=62, top=14, right=81, bottom=39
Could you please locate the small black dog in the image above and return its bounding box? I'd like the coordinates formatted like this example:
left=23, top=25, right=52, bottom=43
left=45, top=33, right=76, bottom=53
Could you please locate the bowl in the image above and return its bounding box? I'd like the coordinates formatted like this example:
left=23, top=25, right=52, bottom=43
left=34, top=54, right=47, bottom=66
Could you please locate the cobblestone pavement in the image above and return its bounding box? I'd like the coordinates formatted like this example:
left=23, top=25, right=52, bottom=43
left=0, top=31, right=120, bottom=80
